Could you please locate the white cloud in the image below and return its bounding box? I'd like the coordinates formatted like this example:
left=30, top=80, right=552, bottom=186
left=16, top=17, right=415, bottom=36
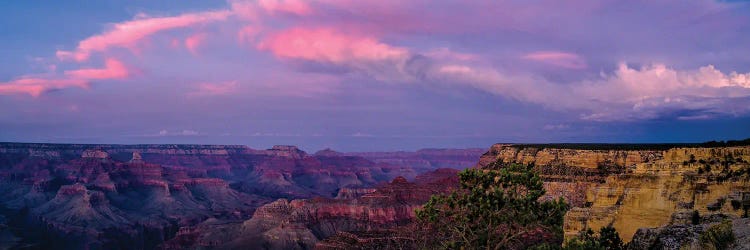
left=181, top=130, right=199, bottom=136
left=432, top=62, right=750, bottom=121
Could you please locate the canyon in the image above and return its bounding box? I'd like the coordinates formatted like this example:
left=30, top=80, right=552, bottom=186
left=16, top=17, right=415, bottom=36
left=162, top=168, right=460, bottom=249
left=1, top=141, right=749, bottom=249
left=0, top=143, right=481, bottom=249
left=163, top=142, right=750, bottom=249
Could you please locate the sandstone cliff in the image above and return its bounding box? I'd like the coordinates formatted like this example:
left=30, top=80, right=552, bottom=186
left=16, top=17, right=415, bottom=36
left=478, top=144, right=750, bottom=243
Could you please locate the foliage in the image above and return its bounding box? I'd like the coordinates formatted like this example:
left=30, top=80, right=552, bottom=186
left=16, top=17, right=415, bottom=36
left=700, top=219, right=735, bottom=250
left=700, top=138, right=750, bottom=148
left=563, top=226, right=624, bottom=250
left=415, top=163, right=569, bottom=249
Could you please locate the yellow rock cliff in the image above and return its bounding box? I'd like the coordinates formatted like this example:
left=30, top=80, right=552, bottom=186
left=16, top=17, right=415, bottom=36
left=479, top=145, right=750, bottom=242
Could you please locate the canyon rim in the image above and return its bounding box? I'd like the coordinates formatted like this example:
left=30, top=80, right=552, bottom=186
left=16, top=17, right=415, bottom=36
left=2, top=0, right=750, bottom=249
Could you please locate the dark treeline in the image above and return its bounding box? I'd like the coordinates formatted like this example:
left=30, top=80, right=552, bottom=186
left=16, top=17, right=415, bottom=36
left=510, top=138, right=750, bottom=151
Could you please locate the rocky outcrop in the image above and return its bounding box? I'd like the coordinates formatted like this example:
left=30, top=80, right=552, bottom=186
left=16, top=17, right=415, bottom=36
left=335, top=187, right=377, bottom=199
left=0, top=155, right=269, bottom=249
left=164, top=169, right=460, bottom=249
left=81, top=149, right=109, bottom=159
left=314, top=148, right=342, bottom=157
left=478, top=144, right=662, bottom=170
left=478, top=144, right=750, bottom=243
left=0, top=143, right=474, bottom=249
left=627, top=217, right=750, bottom=250
left=129, top=151, right=145, bottom=164
left=264, top=145, right=307, bottom=159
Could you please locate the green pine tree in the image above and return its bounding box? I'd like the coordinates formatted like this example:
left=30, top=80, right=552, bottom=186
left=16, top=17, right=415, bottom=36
left=415, top=163, right=569, bottom=249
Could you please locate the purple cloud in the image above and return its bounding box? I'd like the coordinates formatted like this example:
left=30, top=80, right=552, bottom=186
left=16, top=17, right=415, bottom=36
left=1, top=0, right=750, bottom=150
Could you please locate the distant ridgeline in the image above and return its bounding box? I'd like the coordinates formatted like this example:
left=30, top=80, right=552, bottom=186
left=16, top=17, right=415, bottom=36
left=507, top=138, right=750, bottom=151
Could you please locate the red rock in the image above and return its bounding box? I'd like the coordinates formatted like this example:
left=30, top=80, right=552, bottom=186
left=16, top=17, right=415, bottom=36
left=81, top=149, right=109, bottom=159
left=0, top=143, right=474, bottom=249
left=171, top=168, right=462, bottom=249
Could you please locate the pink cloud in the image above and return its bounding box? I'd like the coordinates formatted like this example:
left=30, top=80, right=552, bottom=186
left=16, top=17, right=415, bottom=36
left=0, top=78, right=89, bottom=97
left=56, top=10, right=230, bottom=61
left=258, top=0, right=312, bottom=16
left=64, top=58, right=129, bottom=80
left=187, top=81, right=239, bottom=97
left=522, top=51, right=587, bottom=69
left=184, top=33, right=208, bottom=54
left=229, top=0, right=261, bottom=21
left=1, top=0, right=746, bottom=125
left=1, top=58, right=130, bottom=97
left=0, top=84, right=47, bottom=97
left=258, top=28, right=408, bottom=64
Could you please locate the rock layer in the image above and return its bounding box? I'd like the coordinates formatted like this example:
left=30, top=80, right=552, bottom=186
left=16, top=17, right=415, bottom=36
left=0, top=143, right=477, bottom=249
left=163, top=169, right=460, bottom=249
left=478, top=144, right=750, bottom=242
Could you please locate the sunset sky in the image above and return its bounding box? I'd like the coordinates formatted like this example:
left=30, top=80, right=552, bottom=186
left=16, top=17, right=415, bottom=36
left=1, top=0, right=749, bottom=151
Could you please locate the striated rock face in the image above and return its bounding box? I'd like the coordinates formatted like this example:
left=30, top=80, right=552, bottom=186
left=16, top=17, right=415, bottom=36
left=265, top=145, right=307, bottom=159
left=0, top=143, right=474, bottom=249
left=335, top=187, right=377, bottom=199
left=478, top=144, right=750, bottom=243
left=477, top=144, right=662, bottom=170
left=81, top=149, right=109, bottom=159
left=0, top=155, right=268, bottom=249
left=164, top=169, right=460, bottom=249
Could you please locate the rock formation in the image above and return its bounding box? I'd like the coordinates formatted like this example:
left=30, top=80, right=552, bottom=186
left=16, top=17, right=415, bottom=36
left=8, top=141, right=746, bottom=249
left=0, top=143, right=476, bottom=249
left=129, top=151, right=144, bottom=164
left=478, top=144, right=750, bottom=243
left=81, top=149, right=110, bottom=160
left=627, top=216, right=750, bottom=250
left=163, top=168, right=460, bottom=249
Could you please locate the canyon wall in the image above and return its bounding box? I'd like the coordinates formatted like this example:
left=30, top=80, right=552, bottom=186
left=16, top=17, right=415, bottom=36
left=162, top=169, right=460, bottom=249
left=0, top=143, right=477, bottom=249
left=5, top=142, right=747, bottom=248
left=478, top=144, right=750, bottom=242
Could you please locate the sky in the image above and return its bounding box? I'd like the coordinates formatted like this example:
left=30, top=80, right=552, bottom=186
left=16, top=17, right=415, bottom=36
left=1, top=0, right=750, bottom=152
